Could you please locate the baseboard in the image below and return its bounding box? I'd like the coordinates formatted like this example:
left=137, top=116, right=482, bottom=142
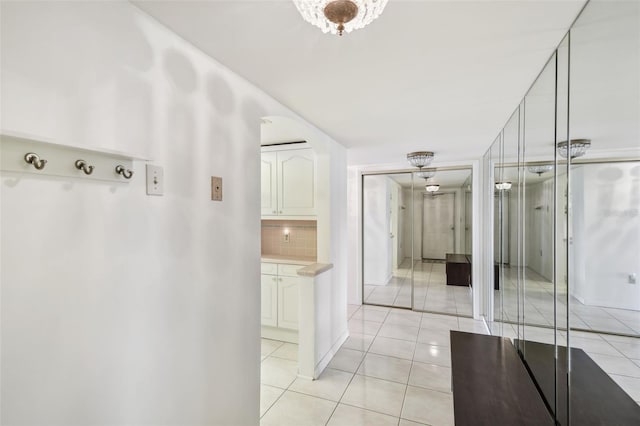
left=313, top=329, right=349, bottom=379
left=261, top=326, right=298, bottom=344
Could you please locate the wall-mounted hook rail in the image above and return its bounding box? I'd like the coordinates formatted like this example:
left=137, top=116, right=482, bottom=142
left=115, top=165, right=134, bottom=179
left=3, top=133, right=147, bottom=183
left=75, top=159, right=94, bottom=175
left=24, top=152, right=47, bottom=170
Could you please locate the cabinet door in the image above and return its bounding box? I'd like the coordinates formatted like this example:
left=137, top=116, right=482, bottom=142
left=277, top=149, right=316, bottom=216
left=261, top=274, right=278, bottom=327
left=261, top=152, right=278, bottom=216
left=277, top=276, right=299, bottom=330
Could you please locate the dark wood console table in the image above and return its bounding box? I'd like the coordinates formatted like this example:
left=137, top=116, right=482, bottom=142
left=446, top=253, right=471, bottom=286
left=450, top=331, right=554, bottom=425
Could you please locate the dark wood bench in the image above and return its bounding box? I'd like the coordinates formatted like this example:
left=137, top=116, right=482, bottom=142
left=446, top=253, right=471, bottom=286
left=515, top=339, right=640, bottom=425
left=450, top=331, right=554, bottom=425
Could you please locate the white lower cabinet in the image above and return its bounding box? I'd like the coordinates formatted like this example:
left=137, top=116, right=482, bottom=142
left=261, top=263, right=300, bottom=331
left=261, top=274, right=278, bottom=327
left=277, top=276, right=299, bottom=330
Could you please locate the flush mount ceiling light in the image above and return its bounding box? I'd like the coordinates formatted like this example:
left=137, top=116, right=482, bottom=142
left=557, top=139, right=591, bottom=159
left=416, top=169, right=436, bottom=180
left=407, top=151, right=435, bottom=169
left=527, top=165, right=554, bottom=176
left=495, top=182, right=512, bottom=191
left=293, top=0, right=388, bottom=36
left=425, top=184, right=440, bottom=193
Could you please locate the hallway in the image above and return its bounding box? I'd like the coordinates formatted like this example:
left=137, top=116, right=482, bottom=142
left=260, top=305, right=487, bottom=425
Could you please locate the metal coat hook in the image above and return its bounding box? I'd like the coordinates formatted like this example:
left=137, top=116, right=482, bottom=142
left=75, top=159, right=94, bottom=175
left=115, top=165, right=133, bottom=179
left=24, top=152, right=47, bottom=170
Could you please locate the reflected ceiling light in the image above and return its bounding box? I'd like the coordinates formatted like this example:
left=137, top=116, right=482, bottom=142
left=425, top=184, right=440, bottom=193
left=407, top=151, right=435, bottom=169
left=495, top=182, right=512, bottom=191
left=557, top=139, right=591, bottom=159
left=416, top=169, right=436, bottom=180
left=293, top=0, right=388, bottom=36
left=527, top=165, right=554, bottom=176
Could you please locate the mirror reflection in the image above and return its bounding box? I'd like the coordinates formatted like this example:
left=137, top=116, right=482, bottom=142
left=362, top=168, right=474, bottom=317
left=413, top=168, right=473, bottom=316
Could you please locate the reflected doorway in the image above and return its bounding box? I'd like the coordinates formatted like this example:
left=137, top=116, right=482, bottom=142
left=422, top=192, right=455, bottom=260
left=362, top=167, right=474, bottom=317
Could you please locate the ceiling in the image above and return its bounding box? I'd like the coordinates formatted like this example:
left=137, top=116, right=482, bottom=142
left=385, top=168, right=472, bottom=189
left=135, top=0, right=586, bottom=166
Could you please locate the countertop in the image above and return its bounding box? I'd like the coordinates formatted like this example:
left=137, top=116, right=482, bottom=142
left=261, top=255, right=317, bottom=266
left=261, top=255, right=333, bottom=277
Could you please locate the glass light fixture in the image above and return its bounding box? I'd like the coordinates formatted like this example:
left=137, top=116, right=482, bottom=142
left=425, top=184, right=440, bottom=193
left=495, top=182, right=512, bottom=191
left=557, top=139, right=591, bottom=159
left=406, top=151, right=435, bottom=169
left=416, top=169, right=436, bottom=180
left=293, top=0, right=388, bottom=36
left=527, top=164, right=554, bottom=176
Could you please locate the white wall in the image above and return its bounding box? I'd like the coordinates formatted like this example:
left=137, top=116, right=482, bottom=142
left=570, top=163, right=640, bottom=310
left=0, top=2, right=346, bottom=424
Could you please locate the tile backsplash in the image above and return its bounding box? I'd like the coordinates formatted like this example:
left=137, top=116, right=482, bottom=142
left=261, top=220, right=317, bottom=259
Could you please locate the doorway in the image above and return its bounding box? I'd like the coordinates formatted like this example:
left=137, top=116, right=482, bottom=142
left=421, top=192, right=455, bottom=260
left=361, top=167, right=474, bottom=317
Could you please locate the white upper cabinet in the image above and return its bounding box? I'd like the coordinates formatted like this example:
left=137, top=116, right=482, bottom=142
left=261, top=152, right=278, bottom=216
left=261, top=148, right=316, bottom=217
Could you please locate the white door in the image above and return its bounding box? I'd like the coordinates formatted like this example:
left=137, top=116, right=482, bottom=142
left=422, top=193, right=455, bottom=260
left=261, top=274, right=278, bottom=327
left=261, top=152, right=278, bottom=216
left=277, top=276, right=299, bottom=330
left=277, top=148, right=316, bottom=216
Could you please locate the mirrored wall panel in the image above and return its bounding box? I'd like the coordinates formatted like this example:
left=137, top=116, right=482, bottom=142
left=482, top=0, right=640, bottom=422
left=412, top=168, right=473, bottom=316
left=362, top=168, right=474, bottom=317
left=568, top=0, right=640, bottom=337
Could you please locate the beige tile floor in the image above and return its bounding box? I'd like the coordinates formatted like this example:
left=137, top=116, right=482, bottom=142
left=364, top=259, right=473, bottom=317
left=365, top=258, right=640, bottom=336
left=261, top=305, right=640, bottom=425
left=260, top=305, right=483, bottom=426
left=496, top=266, right=640, bottom=336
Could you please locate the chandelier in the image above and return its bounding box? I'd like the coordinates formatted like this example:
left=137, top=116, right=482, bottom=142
left=527, top=165, right=554, bottom=176
left=416, top=169, right=436, bottom=180
left=407, top=151, right=435, bottom=169
left=293, top=0, right=389, bottom=36
left=425, top=184, right=440, bottom=193
left=495, top=182, right=512, bottom=191
left=557, top=139, right=591, bottom=159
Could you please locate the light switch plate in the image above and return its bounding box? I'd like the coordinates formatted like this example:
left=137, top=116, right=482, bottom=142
left=211, top=176, right=222, bottom=201
left=146, top=165, right=163, bottom=196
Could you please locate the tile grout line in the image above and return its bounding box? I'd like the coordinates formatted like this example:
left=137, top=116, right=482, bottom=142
left=325, top=306, right=394, bottom=425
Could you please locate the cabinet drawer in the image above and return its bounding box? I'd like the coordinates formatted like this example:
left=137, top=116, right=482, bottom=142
left=278, top=264, right=302, bottom=277
left=261, top=263, right=278, bottom=275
